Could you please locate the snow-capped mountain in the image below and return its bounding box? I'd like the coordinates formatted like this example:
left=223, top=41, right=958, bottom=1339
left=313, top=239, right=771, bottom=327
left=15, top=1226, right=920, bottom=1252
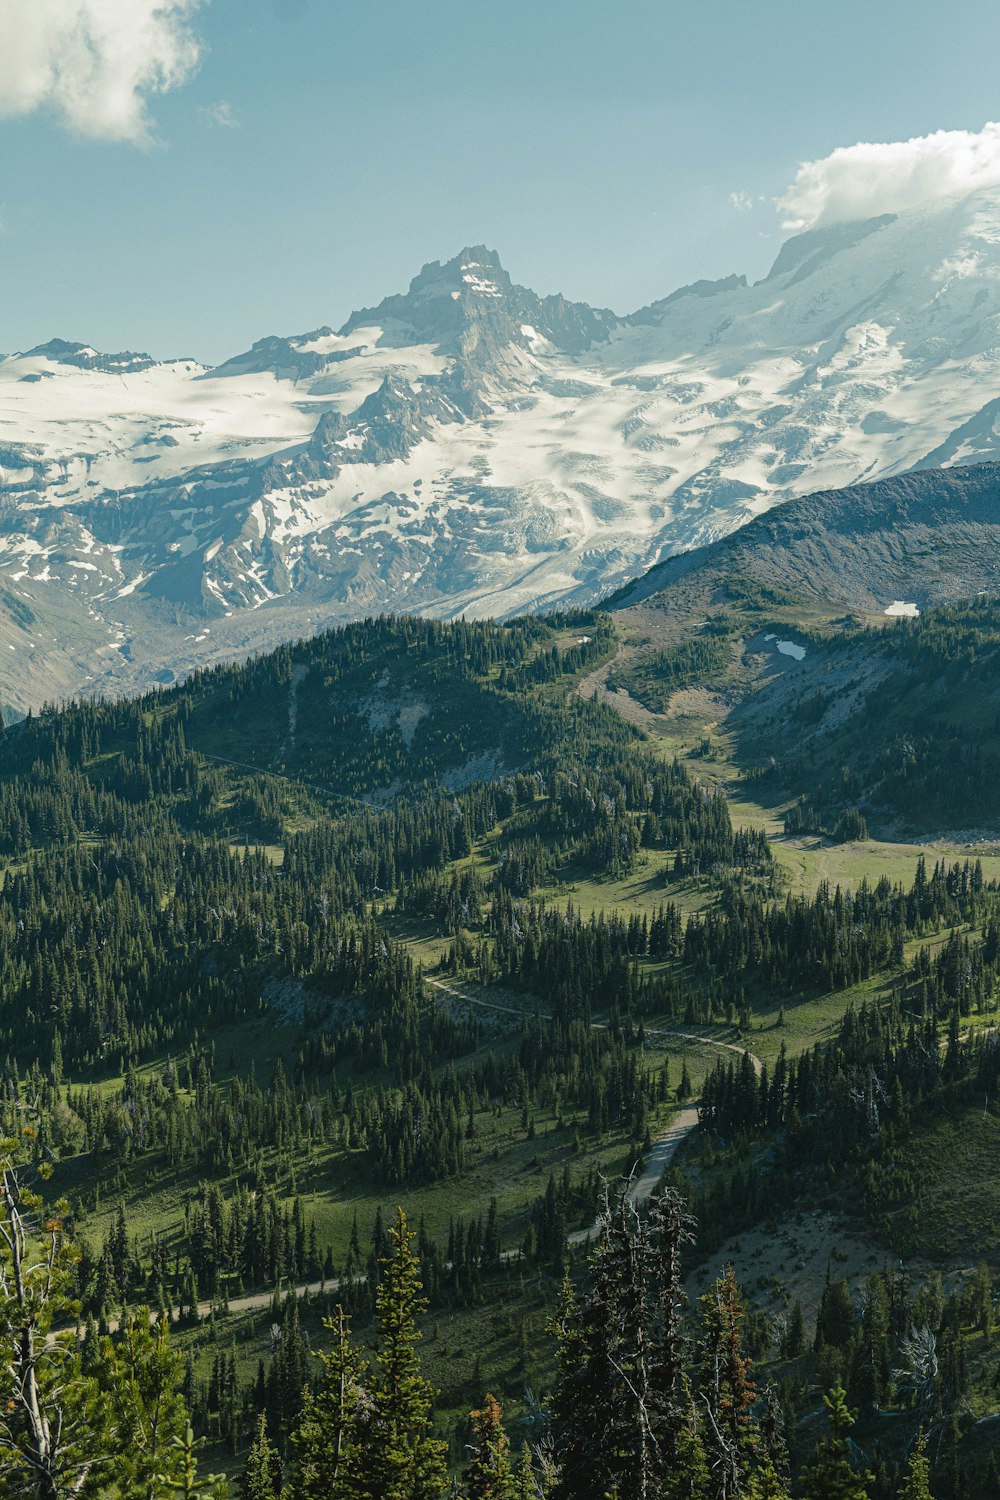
left=4, top=188, right=1000, bottom=711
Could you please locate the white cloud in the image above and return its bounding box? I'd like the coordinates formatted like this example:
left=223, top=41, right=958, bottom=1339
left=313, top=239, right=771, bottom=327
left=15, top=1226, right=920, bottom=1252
left=0, top=0, right=207, bottom=145
left=729, top=191, right=754, bottom=213
left=200, top=99, right=238, bottom=129
left=778, top=122, right=1000, bottom=231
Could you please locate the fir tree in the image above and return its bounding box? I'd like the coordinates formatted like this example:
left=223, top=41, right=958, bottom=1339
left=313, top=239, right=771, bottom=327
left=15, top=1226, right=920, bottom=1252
left=798, top=1385, right=872, bottom=1500
left=241, top=1412, right=282, bottom=1500
left=513, top=1443, right=537, bottom=1500
left=896, top=1432, right=934, bottom=1500
left=462, top=1393, right=515, bottom=1500
left=549, top=1204, right=627, bottom=1500
left=291, top=1306, right=366, bottom=1500
left=699, top=1266, right=758, bottom=1500
left=364, top=1208, right=448, bottom=1500
left=782, top=1300, right=805, bottom=1360
left=648, top=1187, right=694, bottom=1475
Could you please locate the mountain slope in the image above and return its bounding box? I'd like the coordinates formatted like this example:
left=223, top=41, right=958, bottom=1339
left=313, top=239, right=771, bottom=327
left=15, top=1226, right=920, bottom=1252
left=609, top=461, right=1000, bottom=617
left=605, top=461, right=1000, bottom=838
left=8, top=189, right=1000, bottom=707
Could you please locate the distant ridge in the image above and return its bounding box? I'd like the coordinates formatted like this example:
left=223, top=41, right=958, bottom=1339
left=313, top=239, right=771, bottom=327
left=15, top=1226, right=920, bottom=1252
left=609, top=462, right=1000, bottom=617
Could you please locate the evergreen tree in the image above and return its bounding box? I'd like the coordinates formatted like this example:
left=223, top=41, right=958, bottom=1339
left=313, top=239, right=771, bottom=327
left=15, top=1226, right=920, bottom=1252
left=241, top=1412, right=282, bottom=1500
left=896, top=1432, right=934, bottom=1500
left=648, top=1187, right=694, bottom=1476
left=0, top=1141, right=111, bottom=1500
left=699, top=1266, right=757, bottom=1500
left=291, top=1306, right=367, bottom=1500
left=462, top=1393, right=515, bottom=1500
left=815, top=1280, right=855, bottom=1354
left=850, top=1278, right=891, bottom=1416
left=781, top=1301, right=805, bottom=1360
left=549, top=1205, right=627, bottom=1500
left=512, top=1444, right=537, bottom=1500
left=551, top=1185, right=714, bottom=1500
left=798, top=1386, right=872, bottom=1500
left=98, top=1308, right=196, bottom=1500
left=364, top=1208, right=448, bottom=1500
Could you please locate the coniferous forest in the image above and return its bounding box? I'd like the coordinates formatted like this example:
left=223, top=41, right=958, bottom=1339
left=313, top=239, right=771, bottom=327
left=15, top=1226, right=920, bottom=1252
left=2, top=606, right=1000, bottom=1499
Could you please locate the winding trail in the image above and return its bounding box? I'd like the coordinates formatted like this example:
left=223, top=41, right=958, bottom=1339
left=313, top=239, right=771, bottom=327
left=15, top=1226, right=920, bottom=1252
left=427, top=975, right=762, bottom=1242
left=85, top=981, right=761, bottom=1338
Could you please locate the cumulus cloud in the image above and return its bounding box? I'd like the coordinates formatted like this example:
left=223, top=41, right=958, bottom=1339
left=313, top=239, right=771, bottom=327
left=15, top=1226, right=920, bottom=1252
left=0, top=0, right=207, bottom=145
left=778, top=122, right=1000, bottom=231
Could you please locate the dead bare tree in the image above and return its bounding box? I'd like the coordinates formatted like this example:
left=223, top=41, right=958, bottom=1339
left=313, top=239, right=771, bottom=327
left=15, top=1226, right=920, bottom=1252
left=0, top=1131, right=107, bottom=1499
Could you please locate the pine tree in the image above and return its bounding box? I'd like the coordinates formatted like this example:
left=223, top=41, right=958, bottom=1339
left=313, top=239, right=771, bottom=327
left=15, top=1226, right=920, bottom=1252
left=513, top=1443, right=537, bottom=1500
left=798, top=1385, right=872, bottom=1500
left=648, top=1187, right=694, bottom=1474
left=549, top=1205, right=626, bottom=1500
left=463, top=1393, right=515, bottom=1500
left=551, top=1184, right=714, bottom=1500
left=291, top=1305, right=367, bottom=1500
left=241, top=1412, right=282, bottom=1500
left=782, top=1300, right=805, bottom=1360
left=98, top=1308, right=196, bottom=1500
left=850, top=1278, right=890, bottom=1416
left=606, top=1185, right=655, bottom=1500
left=364, top=1208, right=448, bottom=1500
left=164, top=1422, right=224, bottom=1500
left=896, top=1432, right=934, bottom=1500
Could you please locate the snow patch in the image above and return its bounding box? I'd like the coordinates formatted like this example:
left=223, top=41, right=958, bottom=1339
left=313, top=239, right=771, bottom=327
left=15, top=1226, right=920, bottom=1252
left=884, top=600, right=920, bottom=617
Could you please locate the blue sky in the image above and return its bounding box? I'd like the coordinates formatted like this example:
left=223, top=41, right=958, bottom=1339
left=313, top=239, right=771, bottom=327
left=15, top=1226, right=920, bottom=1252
left=4, top=0, right=1000, bottom=362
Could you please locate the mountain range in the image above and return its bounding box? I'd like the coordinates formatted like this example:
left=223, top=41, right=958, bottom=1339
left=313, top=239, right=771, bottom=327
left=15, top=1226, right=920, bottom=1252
left=5, top=184, right=1000, bottom=711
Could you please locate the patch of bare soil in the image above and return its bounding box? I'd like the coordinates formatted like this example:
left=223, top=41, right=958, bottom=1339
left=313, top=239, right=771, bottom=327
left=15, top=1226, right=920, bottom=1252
left=665, top=684, right=733, bottom=724
left=576, top=660, right=673, bottom=732
left=685, top=1209, right=890, bottom=1324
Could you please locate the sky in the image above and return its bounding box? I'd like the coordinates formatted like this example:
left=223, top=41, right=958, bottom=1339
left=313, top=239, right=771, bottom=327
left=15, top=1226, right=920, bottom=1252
left=4, top=0, right=1000, bottom=363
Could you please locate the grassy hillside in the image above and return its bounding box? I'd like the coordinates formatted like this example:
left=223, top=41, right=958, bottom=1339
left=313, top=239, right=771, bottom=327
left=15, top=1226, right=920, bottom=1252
left=604, top=481, right=1000, bottom=839
left=6, top=578, right=1000, bottom=1491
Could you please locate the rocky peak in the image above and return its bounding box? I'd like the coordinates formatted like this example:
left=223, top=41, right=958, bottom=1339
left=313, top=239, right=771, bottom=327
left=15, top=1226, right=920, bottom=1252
left=305, top=371, right=465, bottom=473
left=209, top=332, right=333, bottom=381
left=21, top=338, right=156, bottom=375
left=341, top=244, right=618, bottom=356
left=340, top=246, right=513, bottom=346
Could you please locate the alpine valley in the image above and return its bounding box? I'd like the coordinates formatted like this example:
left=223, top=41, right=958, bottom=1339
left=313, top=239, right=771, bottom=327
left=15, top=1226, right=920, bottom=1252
left=7, top=182, right=1000, bottom=713
left=10, top=171, right=1000, bottom=1500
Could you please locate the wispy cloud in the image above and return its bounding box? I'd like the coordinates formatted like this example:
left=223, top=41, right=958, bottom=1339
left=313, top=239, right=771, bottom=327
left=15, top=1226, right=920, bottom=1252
left=778, top=122, right=1000, bottom=230
left=200, top=99, right=239, bottom=129
left=0, top=0, right=208, bottom=145
left=728, top=191, right=754, bottom=213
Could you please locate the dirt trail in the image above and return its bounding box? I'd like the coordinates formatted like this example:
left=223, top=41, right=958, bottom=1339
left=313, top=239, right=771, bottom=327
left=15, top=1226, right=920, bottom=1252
left=428, top=976, right=761, bottom=1242
left=78, top=986, right=759, bottom=1340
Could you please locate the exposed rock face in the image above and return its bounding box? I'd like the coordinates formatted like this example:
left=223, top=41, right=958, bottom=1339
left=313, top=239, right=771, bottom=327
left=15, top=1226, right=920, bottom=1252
left=23, top=338, right=157, bottom=375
